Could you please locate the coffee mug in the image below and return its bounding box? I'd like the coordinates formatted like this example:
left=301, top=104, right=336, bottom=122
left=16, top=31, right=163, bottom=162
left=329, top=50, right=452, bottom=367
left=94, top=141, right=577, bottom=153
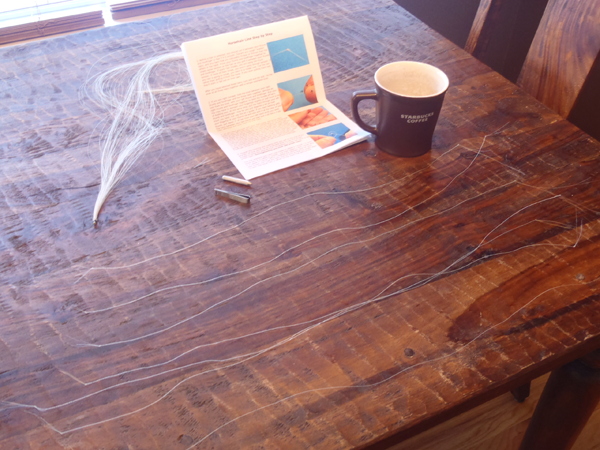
left=351, top=61, right=449, bottom=157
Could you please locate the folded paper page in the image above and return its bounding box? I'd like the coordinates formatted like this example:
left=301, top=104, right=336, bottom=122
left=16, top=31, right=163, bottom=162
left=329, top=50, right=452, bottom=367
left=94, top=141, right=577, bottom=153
left=181, top=16, right=369, bottom=179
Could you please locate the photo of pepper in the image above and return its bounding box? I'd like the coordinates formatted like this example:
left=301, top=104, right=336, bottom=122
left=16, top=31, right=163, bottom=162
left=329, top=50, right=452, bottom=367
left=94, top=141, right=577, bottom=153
left=279, top=88, right=294, bottom=112
left=277, top=75, right=318, bottom=112
left=303, top=75, right=317, bottom=103
left=289, top=107, right=336, bottom=129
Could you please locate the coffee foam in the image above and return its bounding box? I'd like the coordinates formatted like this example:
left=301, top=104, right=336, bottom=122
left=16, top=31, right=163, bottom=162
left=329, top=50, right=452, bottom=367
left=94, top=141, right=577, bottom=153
left=376, top=62, right=448, bottom=98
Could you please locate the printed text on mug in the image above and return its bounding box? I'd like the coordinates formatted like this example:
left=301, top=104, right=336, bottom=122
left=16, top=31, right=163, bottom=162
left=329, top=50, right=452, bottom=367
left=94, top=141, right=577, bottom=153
left=401, top=112, right=434, bottom=123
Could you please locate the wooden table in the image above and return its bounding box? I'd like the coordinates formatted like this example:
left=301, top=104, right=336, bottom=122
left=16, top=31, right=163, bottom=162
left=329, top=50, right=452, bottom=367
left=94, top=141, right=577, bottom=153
left=1, top=0, right=600, bottom=449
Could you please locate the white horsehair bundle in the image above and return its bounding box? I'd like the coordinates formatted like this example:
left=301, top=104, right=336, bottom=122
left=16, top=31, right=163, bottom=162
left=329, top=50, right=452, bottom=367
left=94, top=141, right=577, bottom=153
left=87, top=51, right=193, bottom=225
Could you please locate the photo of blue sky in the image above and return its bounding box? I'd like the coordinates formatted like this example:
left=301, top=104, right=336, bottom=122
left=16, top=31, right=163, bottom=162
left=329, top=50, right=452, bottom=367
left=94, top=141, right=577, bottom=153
left=277, top=75, right=312, bottom=111
left=307, top=123, right=351, bottom=144
left=267, top=35, right=310, bottom=73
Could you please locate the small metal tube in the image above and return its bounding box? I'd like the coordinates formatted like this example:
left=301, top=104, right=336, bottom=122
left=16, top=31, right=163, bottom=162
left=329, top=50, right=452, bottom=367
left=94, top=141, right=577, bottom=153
left=215, top=188, right=251, bottom=204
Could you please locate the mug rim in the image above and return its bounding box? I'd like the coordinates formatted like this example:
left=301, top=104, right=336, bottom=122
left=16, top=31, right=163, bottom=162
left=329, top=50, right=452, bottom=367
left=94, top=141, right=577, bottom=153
left=375, top=61, right=449, bottom=99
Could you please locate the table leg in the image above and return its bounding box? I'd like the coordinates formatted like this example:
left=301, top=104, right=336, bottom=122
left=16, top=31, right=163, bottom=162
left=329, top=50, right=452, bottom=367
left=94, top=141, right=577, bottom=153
left=518, top=349, right=600, bottom=450
left=511, top=381, right=531, bottom=403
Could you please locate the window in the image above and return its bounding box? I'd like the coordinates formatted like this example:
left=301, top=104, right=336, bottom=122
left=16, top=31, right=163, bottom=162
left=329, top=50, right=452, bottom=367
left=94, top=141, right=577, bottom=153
left=109, top=0, right=220, bottom=20
left=0, top=0, right=105, bottom=45
left=0, top=0, right=224, bottom=45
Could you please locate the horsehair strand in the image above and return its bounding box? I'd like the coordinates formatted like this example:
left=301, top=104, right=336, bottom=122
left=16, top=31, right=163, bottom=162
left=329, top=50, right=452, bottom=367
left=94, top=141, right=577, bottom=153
left=89, top=51, right=190, bottom=225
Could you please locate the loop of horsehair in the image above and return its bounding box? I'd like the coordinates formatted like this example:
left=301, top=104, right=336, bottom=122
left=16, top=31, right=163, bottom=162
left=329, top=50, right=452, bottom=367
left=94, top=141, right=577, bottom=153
left=87, top=52, right=187, bottom=225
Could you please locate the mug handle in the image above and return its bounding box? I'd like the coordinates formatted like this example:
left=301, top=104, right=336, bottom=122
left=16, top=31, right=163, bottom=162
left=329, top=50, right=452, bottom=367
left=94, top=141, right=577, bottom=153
left=351, top=89, right=378, bottom=135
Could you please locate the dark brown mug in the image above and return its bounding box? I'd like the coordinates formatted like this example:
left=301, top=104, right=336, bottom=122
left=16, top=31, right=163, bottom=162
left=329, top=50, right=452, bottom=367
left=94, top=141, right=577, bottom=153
left=351, top=61, right=449, bottom=157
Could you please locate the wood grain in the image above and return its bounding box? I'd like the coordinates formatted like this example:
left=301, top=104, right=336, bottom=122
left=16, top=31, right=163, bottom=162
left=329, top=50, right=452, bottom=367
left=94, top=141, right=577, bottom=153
left=573, top=406, right=600, bottom=450
left=518, top=0, right=600, bottom=117
left=1, top=0, right=600, bottom=449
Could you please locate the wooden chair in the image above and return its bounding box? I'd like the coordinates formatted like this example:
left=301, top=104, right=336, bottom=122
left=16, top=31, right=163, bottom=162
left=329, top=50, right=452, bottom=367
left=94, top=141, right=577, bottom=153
left=468, top=3, right=600, bottom=445
left=465, top=0, right=600, bottom=141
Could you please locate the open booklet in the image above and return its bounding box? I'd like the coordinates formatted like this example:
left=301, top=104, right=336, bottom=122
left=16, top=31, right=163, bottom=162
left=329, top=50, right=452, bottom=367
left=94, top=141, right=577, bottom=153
left=181, top=16, right=370, bottom=180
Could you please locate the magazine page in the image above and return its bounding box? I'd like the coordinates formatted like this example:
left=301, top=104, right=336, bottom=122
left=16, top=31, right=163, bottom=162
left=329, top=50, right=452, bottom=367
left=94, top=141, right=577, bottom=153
left=182, top=16, right=369, bottom=180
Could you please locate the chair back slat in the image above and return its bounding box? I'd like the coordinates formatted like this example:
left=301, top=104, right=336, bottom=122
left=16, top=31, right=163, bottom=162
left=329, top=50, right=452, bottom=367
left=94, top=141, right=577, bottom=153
left=400, top=0, right=600, bottom=138
left=518, top=0, right=600, bottom=118
left=466, top=0, right=548, bottom=83
left=465, top=0, right=493, bottom=55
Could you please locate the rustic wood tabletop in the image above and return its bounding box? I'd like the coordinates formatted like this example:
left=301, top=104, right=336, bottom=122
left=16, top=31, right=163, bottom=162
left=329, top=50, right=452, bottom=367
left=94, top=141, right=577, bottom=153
left=1, top=0, right=600, bottom=449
